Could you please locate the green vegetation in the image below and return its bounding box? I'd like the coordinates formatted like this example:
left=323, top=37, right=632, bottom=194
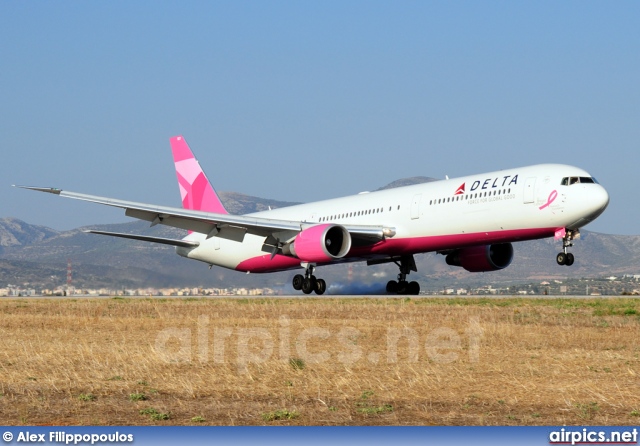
left=261, top=409, right=300, bottom=422
left=289, top=357, right=305, bottom=370
left=355, top=390, right=394, bottom=415
left=360, top=390, right=374, bottom=400
left=575, top=402, right=600, bottom=420
left=139, top=408, right=170, bottom=420
left=129, top=393, right=147, bottom=402
left=358, top=404, right=393, bottom=415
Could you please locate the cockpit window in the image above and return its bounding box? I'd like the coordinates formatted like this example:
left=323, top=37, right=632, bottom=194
left=561, top=176, right=599, bottom=186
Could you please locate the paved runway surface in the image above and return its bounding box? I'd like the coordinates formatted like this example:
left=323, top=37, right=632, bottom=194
left=2, top=294, right=611, bottom=300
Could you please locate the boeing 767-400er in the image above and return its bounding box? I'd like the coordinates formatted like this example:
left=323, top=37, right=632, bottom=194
left=16, top=136, right=610, bottom=295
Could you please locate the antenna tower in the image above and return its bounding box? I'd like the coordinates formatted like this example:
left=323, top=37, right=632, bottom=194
left=67, top=258, right=72, bottom=289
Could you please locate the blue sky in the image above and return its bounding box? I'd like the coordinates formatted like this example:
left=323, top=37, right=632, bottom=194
left=2, top=1, right=638, bottom=234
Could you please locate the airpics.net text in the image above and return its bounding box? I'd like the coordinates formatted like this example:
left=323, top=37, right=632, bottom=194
left=154, top=316, right=483, bottom=373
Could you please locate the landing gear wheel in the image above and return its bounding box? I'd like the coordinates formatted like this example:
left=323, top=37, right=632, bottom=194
left=383, top=255, right=419, bottom=295
left=556, top=229, right=579, bottom=267
left=315, top=279, right=326, bottom=295
left=292, top=274, right=304, bottom=290
left=302, top=276, right=317, bottom=294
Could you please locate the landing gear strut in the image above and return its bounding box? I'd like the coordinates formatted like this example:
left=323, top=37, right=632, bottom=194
left=556, top=229, right=578, bottom=266
left=385, top=255, right=420, bottom=295
left=292, top=263, right=326, bottom=295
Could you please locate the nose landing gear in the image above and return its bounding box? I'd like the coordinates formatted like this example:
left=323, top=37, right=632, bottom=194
left=556, top=229, right=579, bottom=266
left=556, top=251, right=574, bottom=266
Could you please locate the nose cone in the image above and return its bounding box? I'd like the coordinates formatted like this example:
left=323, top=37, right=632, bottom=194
left=587, top=185, right=609, bottom=220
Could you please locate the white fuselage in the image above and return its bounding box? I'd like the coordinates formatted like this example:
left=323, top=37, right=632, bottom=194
left=179, top=164, right=609, bottom=273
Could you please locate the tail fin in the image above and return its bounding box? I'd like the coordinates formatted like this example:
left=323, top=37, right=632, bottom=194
left=170, top=135, right=229, bottom=214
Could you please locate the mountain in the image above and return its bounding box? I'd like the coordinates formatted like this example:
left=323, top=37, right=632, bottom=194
left=375, top=176, right=439, bottom=191
left=217, top=191, right=300, bottom=214
left=0, top=217, right=59, bottom=251
left=1, top=186, right=638, bottom=291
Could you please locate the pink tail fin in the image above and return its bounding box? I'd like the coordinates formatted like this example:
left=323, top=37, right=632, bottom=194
left=170, top=135, right=229, bottom=214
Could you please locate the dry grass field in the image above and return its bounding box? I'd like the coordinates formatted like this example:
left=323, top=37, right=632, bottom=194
left=0, top=296, right=639, bottom=426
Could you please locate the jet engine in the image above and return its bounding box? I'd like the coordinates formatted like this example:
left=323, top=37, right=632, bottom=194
left=282, top=224, right=352, bottom=263
left=445, top=243, right=514, bottom=272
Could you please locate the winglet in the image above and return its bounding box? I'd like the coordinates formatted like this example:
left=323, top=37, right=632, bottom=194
left=13, top=185, right=62, bottom=195
left=170, top=136, right=229, bottom=214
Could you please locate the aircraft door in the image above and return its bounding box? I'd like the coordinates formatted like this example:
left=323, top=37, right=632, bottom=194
left=524, top=177, right=536, bottom=204
left=411, top=194, right=422, bottom=219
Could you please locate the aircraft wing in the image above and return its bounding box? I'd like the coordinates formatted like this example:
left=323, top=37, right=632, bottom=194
left=16, top=186, right=391, bottom=244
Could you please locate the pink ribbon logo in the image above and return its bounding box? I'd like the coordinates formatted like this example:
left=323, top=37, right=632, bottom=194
left=539, top=190, right=558, bottom=210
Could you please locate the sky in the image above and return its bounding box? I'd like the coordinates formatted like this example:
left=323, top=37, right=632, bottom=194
left=1, top=1, right=639, bottom=235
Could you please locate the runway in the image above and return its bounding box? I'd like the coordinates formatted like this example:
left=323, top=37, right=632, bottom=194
left=2, top=294, right=616, bottom=300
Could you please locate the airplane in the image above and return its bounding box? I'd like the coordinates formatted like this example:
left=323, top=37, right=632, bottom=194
left=16, top=135, right=610, bottom=295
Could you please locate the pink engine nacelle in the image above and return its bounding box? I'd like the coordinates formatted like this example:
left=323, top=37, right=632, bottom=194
left=283, top=224, right=352, bottom=263
left=445, top=243, right=514, bottom=272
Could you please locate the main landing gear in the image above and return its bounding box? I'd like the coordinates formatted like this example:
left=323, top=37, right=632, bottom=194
left=385, top=255, right=420, bottom=295
left=292, top=263, right=326, bottom=295
left=556, top=229, right=579, bottom=266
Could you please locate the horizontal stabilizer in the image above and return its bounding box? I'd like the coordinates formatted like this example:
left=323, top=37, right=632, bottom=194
left=83, top=230, right=199, bottom=248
